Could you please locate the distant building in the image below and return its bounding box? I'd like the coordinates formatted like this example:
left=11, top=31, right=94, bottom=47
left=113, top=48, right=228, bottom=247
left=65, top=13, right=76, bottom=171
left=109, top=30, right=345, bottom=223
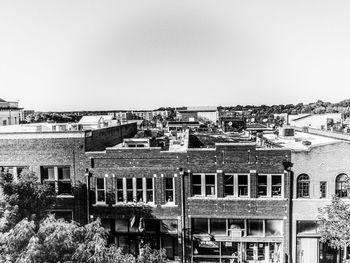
left=0, top=98, right=22, bottom=126
left=19, top=110, right=35, bottom=122
left=289, top=113, right=343, bottom=130
left=177, top=106, right=218, bottom=123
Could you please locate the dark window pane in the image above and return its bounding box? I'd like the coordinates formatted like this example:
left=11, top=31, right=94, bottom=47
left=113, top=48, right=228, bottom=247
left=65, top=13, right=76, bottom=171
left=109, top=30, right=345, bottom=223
left=116, top=179, right=123, bottom=189
left=136, top=178, right=142, bottom=189
left=224, top=186, right=234, bottom=196
left=97, top=190, right=105, bottom=202
left=238, top=175, right=248, bottom=185
left=58, top=167, right=70, bottom=180
left=193, top=185, right=202, bottom=195
left=193, top=174, right=202, bottom=184
left=206, top=174, right=215, bottom=184
left=192, top=218, right=208, bottom=234
left=297, top=221, right=317, bottom=234
left=146, top=178, right=153, bottom=189
left=210, top=218, right=226, bottom=235
left=206, top=185, right=215, bottom=196
left=165, top=178, right=173, bottom=189
left=247, top=219, right=264, bottom=236
left=126, top=178, right=133, bottom=189
left=96, top=178, right=104, bottom=189
left=225, top=175, right=234, bottom=185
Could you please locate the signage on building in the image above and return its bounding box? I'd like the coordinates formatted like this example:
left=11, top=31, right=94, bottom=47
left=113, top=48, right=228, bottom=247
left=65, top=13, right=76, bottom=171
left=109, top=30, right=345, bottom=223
left=198, top=241, right=219, bottom=248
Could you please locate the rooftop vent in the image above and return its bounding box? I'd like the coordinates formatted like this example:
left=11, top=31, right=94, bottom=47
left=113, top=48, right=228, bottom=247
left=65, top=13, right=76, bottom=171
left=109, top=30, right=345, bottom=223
left=279, top=127, right=295, bottom=137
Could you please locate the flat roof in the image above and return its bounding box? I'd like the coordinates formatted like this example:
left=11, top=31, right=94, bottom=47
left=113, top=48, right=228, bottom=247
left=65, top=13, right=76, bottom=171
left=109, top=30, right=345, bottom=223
left=263, top=131, right=341, bottom=151
left=190, top=131, right=252, bottom=148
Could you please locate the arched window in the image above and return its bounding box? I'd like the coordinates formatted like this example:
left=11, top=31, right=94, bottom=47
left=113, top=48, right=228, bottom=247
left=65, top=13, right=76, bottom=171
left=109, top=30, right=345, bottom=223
left=297, top=174, right=310, bottom=198
left=336, top=173, right=348, bottom=198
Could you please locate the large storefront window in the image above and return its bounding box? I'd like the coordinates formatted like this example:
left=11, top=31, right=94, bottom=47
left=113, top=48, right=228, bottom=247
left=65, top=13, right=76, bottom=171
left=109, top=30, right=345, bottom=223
left=247, top=219, right=264, bottom=236
left=192, top=218, right=283, bottom=238
left=114, top=218, right=178, bottom=260
left=192, top=241, right=282, bottom=263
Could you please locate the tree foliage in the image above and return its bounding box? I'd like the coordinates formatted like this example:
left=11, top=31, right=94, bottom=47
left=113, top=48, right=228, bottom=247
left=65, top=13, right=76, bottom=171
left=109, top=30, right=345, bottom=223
left=318, top=196, right=350, bottom=262
left=0, top=171, right=167, bottom=263
left=0, top=169, right=55, bottom=232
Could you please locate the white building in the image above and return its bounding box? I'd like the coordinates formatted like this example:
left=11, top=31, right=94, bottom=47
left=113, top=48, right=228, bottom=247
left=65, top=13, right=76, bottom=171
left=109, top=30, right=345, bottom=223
left=289, top=113, right=343, bottom=130
left=0, top=98, right=22, bottom=126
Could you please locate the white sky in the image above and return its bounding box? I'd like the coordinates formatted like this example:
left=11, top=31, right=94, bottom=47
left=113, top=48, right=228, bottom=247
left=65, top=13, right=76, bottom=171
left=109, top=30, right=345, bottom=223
left=1, top=0, right=350, bottom=111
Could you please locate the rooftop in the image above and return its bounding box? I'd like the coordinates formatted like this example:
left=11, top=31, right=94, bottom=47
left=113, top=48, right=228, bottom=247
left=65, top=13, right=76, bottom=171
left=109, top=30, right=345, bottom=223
left=263, top=131, right=341, bottom=151
left=189, top=130, right=252, bottom=148
left=177, top=106, right=217, bottom=112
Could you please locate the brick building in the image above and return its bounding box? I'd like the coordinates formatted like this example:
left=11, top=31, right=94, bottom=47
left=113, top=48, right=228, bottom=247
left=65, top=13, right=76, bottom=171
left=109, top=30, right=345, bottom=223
left=83, top=128, right=292, bottom=262
left=0, top=122, right=137, bottom=224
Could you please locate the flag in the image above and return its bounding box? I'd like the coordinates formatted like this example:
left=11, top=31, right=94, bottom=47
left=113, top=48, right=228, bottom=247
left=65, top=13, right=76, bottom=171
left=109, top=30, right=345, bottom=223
left=130, top=215, right=136, bottom=228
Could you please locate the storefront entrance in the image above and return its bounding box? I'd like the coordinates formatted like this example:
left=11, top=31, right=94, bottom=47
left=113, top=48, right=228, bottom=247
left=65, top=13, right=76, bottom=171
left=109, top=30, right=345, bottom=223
left=192, top=241, right=283, bottom=263
left=297, top=238, right=339, bottom=263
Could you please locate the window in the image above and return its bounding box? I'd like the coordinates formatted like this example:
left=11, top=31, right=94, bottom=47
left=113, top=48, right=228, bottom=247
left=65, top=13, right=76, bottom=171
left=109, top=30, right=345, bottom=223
left=146, top=178, right=154, bottom=203
left=116, top=179, right=123, bottom=202
left=297, top=174, right=310, bottom=198
left=1, top=166, right=28, bottom=181
left=271, top=175, right=282, bottom=197
left=41, top=166, right=71, bottom=195
left=136, top=178, right=143, bottom=202
left=96, top=178, right=106, bottom=203
left=126, top=178, right=133, bottom=202
left=210, top=219, right=226, bottom=235
left=205, top=174, right=215, bottom=196
left=336, top=174, right=348, bottom=198
left=247, top=219, right=264, bottom=236
left=192, top=218, right=283, bottom=238
left=238, top=175, right=248, bottom=196
left=115, top=178, right=154, bottom=204
left=297, top=221, right=318, bottom=235
left=57, top=167, right=71, bottom=194
left=320, top=181, right=327, bottom=198
left=192, top=218, right=209, bottom=234
left=265, top=220, right=283, bottom=236
left=191, top=174, right=216, bottom=197
left=224, top=174, right=234, bottom=196
left=165, top=178, right=174, bottom=203
left=257, top=175, right=267, bottom=196
left=192, top=174, right=202, bottom=196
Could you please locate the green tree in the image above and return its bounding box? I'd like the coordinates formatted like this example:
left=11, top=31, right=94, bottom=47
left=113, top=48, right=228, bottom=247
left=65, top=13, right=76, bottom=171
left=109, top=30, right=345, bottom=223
left=0, top=169, right=55, bottom=232
left=0, top=172, right=167, bottom=263
left=318, top=196, right=350, bottom=262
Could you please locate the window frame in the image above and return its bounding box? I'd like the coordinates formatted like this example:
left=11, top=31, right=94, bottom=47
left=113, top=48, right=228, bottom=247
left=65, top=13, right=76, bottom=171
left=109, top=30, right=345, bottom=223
left=336, top=173, right=348, bottom=198
left=96, top=177, right=106, bottom=204
left=114, top=177, right=155, bottom=204
left=297, top=174, right=310, bottom=198
left=191, top=218, right=283, bottom=238
left=191, top=173, right=217, bottom=197
left=41, top=166, right=71, bottom=195
left=165, top=177, right=175, bottom=204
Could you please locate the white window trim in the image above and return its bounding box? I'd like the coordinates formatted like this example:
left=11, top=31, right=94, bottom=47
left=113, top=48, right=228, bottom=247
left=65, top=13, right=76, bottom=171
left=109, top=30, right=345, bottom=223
left=237, top=173, right=250, bottom=198
left=96, top=177, right=106, bottom=205
left=192, top=173, right=217, bottom=197
left=115, top=177, right=154, bottom=204
left=271, top=174, right=284, bottom=198
left=165, top=177, right=175, bottom=204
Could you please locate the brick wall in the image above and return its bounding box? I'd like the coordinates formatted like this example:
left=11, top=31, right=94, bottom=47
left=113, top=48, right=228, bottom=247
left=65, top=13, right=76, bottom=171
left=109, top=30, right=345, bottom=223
left=85, top=122, right=137, bottom=151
